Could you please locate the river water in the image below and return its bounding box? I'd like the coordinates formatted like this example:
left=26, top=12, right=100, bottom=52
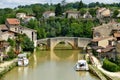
left=1, top=50, right=99, bottom=80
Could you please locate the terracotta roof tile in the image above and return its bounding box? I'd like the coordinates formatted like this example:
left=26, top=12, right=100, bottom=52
left=6, top=18, right=20, bottom=25
left=114, top=32, right=120, bottom=37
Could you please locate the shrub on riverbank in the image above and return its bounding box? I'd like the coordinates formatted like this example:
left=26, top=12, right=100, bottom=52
left=102, top=59, right=120, bottom=72
left=7, top=48, right=17, bottom=60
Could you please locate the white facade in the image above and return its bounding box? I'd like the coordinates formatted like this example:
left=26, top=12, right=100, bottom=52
left=16, top=13, right=26, bottom=19
left=43, top=11, right=55, bottom=18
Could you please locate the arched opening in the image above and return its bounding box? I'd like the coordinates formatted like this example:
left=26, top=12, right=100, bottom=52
left=37, top=43, right=48, bottom=50
left=54, top=41, right=74, bottom=50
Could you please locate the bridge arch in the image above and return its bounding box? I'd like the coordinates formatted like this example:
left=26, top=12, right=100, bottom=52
left=37, top=37, right=91, bottom=51
left=51, top=40, right=75, bottom=50
left=50, top=37, right=78, bottom=50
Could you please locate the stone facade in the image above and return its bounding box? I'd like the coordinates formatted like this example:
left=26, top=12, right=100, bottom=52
left=92, top=22, right=120, bottom=39
left=96, top=8, right=111, bottom=18
left=4, top=18, right=37, bottom=47
left=83, top=11, right=92, bottom=19
left=16, top=13, right=26, bottom=19
left=65, top=10, right=80, bottom=19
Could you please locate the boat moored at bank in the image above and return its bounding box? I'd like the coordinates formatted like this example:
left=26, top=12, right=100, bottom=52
left=17, top=53, right=29, bottom=66
left=74, top=60, right=89, bottom=71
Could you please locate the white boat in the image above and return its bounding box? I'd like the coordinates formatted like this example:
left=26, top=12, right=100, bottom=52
left=18, top=53, right=29, bottom=66
left=74, top=60, right=89, bottom=71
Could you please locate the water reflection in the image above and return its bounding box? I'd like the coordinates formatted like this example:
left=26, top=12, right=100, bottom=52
left=1, top=50, right=99, bottom=80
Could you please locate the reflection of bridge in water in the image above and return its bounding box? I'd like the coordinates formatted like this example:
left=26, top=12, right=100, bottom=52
left=50, top=50, right=79, bottom=61
left=37, top=37, right=91, bottom=50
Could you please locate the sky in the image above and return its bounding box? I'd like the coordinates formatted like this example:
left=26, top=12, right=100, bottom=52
left=0, top=0, right=120, bottom=8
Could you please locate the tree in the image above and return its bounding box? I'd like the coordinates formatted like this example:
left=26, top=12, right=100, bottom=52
left=113, top=10, right=119, bottom=18
left=89, top=8, right=97, bottom=17
left=21, top=34, right=34, bottom=52
left=55, top=3, right=63, bottom=16
left=80, top=8, right=86, bottom=16
left=77, top=0, right=84, bottom=11
left=32, top=5, right=45, bottom=19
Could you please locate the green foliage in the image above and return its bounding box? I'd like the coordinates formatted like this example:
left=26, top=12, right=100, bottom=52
left=103, top=59, right=120, bottom=72
left=89, top=8, right=97, bottom=17
left=7, top=38, right=16, bottom=47
left=32, top=5, right=45, bottom=19
left=7, top=48, right=17, bottom=59
left=112, top=10, right=119, bottom=18
left=79, top=8, right=86, bottom=16
left=21, top=34, right=34, bottom=52
left=55, top=3, right=63, bottom=16
left=77, top=0, right=84, bottom=11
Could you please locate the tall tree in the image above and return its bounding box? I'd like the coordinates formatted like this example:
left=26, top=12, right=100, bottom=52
left=55, top=3, right=63, bottom=16
left=77, top=0, right=84, bottom=11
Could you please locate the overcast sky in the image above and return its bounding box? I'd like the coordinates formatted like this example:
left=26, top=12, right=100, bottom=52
left=0, top=0, right=120, bottom=8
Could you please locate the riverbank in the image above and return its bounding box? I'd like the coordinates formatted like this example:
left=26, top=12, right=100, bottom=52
left=91, top=55, right=120, bottom=80
left=0, top=58, right=17, bottom=77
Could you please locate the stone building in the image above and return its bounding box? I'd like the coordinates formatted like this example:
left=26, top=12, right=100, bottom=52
left=43, top=11, right=55, bottom=18
left=65, top=10, right=80, bottom=19
left=92, top=22, right=120, bottom=39
left=16, top=13, right=26, bottom=19
left=83, top=11, right=92, bottom=19
left=0, top=18, right=37, bottom=47
left=96, top=8, right=111, bottom=18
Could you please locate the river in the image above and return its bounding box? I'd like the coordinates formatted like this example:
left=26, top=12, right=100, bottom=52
left=1, top=50, right=99, bottom=80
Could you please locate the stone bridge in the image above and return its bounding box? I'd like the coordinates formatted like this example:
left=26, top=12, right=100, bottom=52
left=37, top=37, right=91, bottom=50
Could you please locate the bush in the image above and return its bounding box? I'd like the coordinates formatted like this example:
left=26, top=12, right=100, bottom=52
left=102, top=59, right=120, bottom=72
left=7, top=48, right=17, bottom=60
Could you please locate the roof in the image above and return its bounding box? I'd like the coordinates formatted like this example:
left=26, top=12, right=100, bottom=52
left=101, top=46, right=115, bottom=53
left=92, top=36, right=114, bottom=42
left=6, top=18, right=20, bottom=25
left=92, top=22, right=120, bottom=38
left=0, top=25, right=8, bottom=30
left=97, top=8, right=106, bottom=13
left=114, top=32, right=120, bottom=37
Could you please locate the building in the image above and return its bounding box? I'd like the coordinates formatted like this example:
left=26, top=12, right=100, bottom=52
left=92, top=22, right=120, bottom=39
left=65, top=10, right=80, bottom=19
left=16, top=13, right=26, bottom=19
left=92, top=36, right=116, bottom=48
left=83, top=11, right=92, bottom=19
left=23, top=16, right=36, bottom=23
left=96, top=8, right=111, bottom=18
left=43, top=11, right=55, bottom=18
left=4, top=18, right=37, bottom=47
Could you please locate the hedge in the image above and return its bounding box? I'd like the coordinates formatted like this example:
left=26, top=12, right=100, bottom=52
left=102, top=59, right=120, bottom=72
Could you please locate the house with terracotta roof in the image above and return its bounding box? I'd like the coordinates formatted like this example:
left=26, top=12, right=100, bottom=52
left=92, top=36, right=116, bottom=48
left=43, top=11, right=55, bottom=18
left=5, top=18, right=20, bottom=33
left=65, top=10, right=80, bottom=19
left=4, top=18, right=37, bottom=47
left=91, top=36, right=116, bottom=59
